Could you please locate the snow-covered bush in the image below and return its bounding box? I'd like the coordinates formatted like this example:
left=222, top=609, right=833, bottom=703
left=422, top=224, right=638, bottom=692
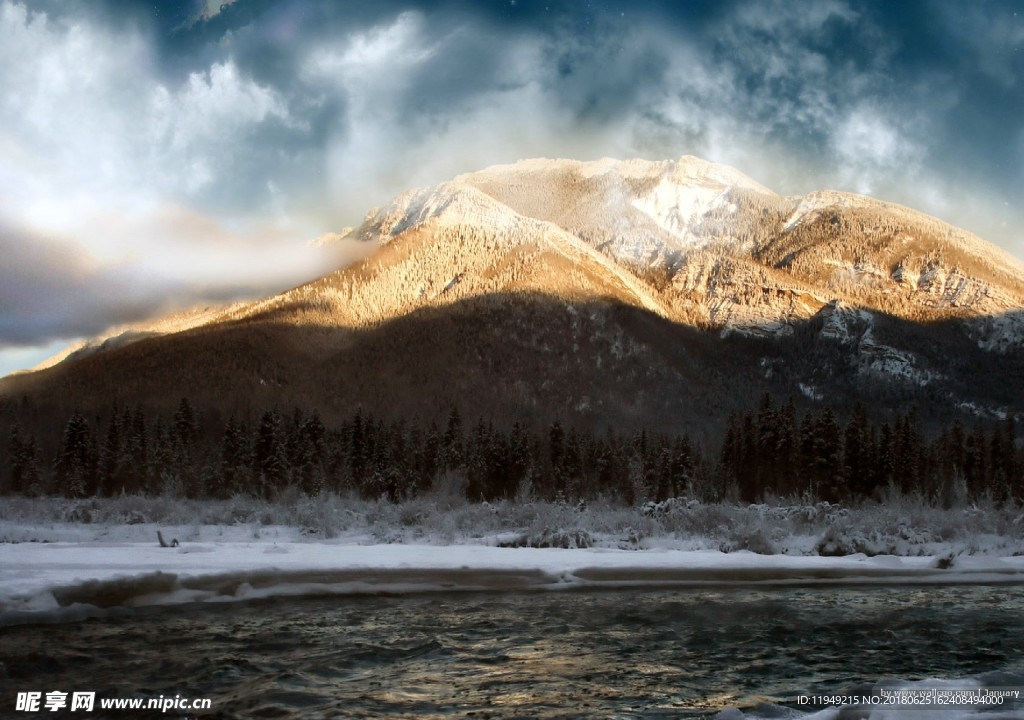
left=720, top=524, right=777, bottom=555
left=291, top=492, right=347, bottom=538
left=2, top=492, right=1022, bottom=556
left=498, top=528, right=593, bottom=549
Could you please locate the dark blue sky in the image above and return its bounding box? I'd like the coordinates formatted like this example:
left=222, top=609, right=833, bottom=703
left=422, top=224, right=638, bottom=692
left=1, top=0, right=1022, bottom=373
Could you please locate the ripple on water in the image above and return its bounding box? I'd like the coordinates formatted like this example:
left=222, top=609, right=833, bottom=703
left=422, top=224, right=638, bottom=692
left=1, top=585, right=1022, bottom=718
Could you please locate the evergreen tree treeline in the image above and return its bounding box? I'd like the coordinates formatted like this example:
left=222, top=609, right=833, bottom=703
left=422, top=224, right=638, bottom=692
left=1, top=396, right=1021, bottom=505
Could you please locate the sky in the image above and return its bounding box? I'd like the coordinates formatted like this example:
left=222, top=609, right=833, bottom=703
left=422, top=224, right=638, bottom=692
left=1, top=0, right=1023, bottom=376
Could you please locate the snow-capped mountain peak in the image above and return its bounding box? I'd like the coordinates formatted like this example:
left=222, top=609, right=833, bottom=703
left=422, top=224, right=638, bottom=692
left=8, top=155, right=1023, bottom=436
left=357, top=156, right=779, bottom=266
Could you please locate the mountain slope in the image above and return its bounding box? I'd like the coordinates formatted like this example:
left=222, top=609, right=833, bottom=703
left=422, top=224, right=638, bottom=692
left=2, top=156, right=1023, bottom=435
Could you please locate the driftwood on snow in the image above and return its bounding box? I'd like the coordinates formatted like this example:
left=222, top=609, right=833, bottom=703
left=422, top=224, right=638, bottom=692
left=157, top=530, right=180, bottom=548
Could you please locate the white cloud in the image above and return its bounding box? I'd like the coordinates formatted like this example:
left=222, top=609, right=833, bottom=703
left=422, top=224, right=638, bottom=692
left=302, top=13, right=593, bottom=214
left=0, top=2, right=152, bottom=236
left=0, top=1, right=322, bottom=310
left=830, top=106, right=924, bottom=194
left=603, top=1, right=939, bottom=208
left=149, top=60, right=292, bottom=194
left=0, top=1, right=295, bottom=231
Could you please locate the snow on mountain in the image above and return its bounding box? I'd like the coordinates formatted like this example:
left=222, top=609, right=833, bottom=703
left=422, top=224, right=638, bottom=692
left=343, top=156, right=827, bottom=336
left=359, top=182, right=531, bottom=241
left=782, top=190, right=854, bottom=233
left=449, top=155, right=776, bottom=265
left=630, top=181, right=735, bottom=245
left=397, top=157, right=1023, bottom=345
left=601, top=156, right=773, bottom=248
left=972, top=311, right=1024, bottom=354
left=818, top=301, right=871, bottom=344
left=8, top=155, right=1024, bottom=430
left=815, top=301, right=939, bottom=385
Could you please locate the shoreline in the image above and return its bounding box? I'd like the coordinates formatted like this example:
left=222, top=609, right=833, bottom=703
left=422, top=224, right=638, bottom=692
left=3, top=532, right=1024, bottom=626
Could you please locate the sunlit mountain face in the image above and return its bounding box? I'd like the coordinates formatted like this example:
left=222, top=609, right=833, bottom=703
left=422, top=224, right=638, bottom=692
left=2, top=156, right=1022, bottom=445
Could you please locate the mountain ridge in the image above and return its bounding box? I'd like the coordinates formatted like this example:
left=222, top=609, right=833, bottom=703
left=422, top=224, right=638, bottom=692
left=3, top=155, right=1023, bottom=436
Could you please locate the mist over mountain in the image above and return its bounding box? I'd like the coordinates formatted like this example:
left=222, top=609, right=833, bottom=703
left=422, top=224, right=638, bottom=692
left=3, top=156, right=1023, bottom=439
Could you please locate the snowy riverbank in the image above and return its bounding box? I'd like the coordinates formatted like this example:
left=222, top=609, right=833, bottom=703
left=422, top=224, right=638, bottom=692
left=3, top=492, right=1024, bottom=554
left=3, top=537, right=1024, bottom=625
left=2, top=494, right=1024, bottom=625
left=3, top=527, right=1024, bottom=627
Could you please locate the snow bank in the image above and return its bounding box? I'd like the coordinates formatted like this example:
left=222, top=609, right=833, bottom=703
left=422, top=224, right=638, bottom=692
left=2, top=540, right=1024, bottom=627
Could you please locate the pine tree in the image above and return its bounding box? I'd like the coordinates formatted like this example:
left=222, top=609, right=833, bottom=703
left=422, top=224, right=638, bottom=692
left=7, top=423, right=42, bottom=495
left=506, top=421, right=531, bottom=498
left=363, top=418, right=403, bottom=501
left=442, top=406, right=464, bottom=470
left=562, top=428, right=584, bottom=498
left=465, top=419, right=490, bottom=500
left=125, top=406, right=149, bottom=493
left=173, top=398, right=198, bottom=451
left=655, top=444, right=674, bottom=501
left=797, top=410, right=818, bottom=497
left=1002, top=416, right=1021, bottom=501
left=6, top=423, right=24, bottom=494
left=418, top=423, right=441, bottom=496
left=814, top=408, right=843, bottom=502
left=964, top=423, right=988, bottom=497
left=349, top=410, right=367, bottom=488
left=544, top=420, right=566, bottom=497
left=171, top=398, right=199, bottom=489
left=54, top=412, right=98, bottom=497
left=253, top=410, right=286, bottom=497
left=149, top=418, right=174, bottom=495
left=844, top=403, right=872, bottom=498
left=755, top=393, right=779, bottom=494
left=894, top=411, right=923, bottom=495
left=284, top=408, right=306, bottom=472
left=989, top=416, right=1018, bottom=500
left=719, top=413, right=742, bottom=493
left=98, top=409, right=125, bottom=496
left=299, top=411, right=327, bottom=494
left=670, top=434, right=698, bottom=498
left=220, top=416, right=251, bottom=497
left=738, top=413, right=760, bottom=502
left=595, top=429, right=626, bottom=499
left=773, top=398, right=798, bottom=496
left=874, top=422, right=896, bottom=492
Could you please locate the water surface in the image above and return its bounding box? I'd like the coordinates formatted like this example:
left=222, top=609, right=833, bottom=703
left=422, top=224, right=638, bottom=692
left=2, top=585, right=1022, bottom=718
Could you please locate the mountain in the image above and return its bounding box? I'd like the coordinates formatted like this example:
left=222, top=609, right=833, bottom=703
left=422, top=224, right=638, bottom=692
left=3, top=156, right=1023, bottom=439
